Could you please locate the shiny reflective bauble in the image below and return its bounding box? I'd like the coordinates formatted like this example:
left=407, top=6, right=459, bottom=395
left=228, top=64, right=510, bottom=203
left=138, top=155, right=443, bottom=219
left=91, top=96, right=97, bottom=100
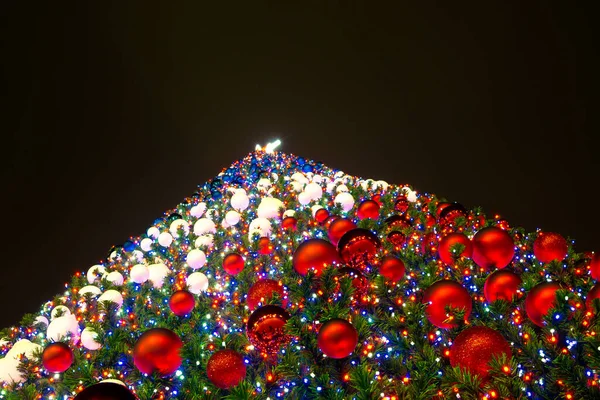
left=317, top=319, right=358, bottom=359
left=422, top=280, right=472, bottom=329
left=74, top=382, right=137, bottom=400
left=42, top=342, right=74, bottom=373
left=525, top=282, right=561, bottom=327
left=337, top=228, right=381, bottom=269
left=484, top=270, right=522, bottom=303
left=293, top=238, right=341, bottom=276
left=133, top=328, right=182, bottom=376
left=247, top=305, right=290, bottom=354
left=472, top=227, right=515, bottom=270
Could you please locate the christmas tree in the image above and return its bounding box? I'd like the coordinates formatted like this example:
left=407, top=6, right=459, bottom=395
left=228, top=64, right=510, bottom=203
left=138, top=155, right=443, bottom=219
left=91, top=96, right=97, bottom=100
left=1, top=143, right=599, bottom=400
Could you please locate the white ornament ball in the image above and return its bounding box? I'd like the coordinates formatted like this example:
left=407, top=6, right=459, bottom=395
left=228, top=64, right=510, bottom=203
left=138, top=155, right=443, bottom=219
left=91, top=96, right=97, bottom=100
left=376, top=180, right=389, bottom=191
left=194, top=218, right=217, bottom=235
left=169, top=219, right=190, bottom=238
left=34, top=316, right=49, bottom=326
left=257, top=197, right=284, bottom=219
left=140, top=238, right=153, bottom=252
left=187, top=272, right=209, bottom=294
left=334, top=192, right=355, bottom=212
left=158, top=232, right=173, bottom=247
left=148, top=263, right=170, bottom=288
left=195, top=234, right=214, bottom=249
left=131, top=250, right=144, bottom=262
left=304, top=182, right=322, bottom=200
left=231, top=190, right=250, bottom=211
left=79, top=285, right=102, bottom=297
left=290, top=181, right=304, bottom=192
left=283, top=209, right=296, bottom=218
left=312, top=175, right=323, bottom=184
left=326, top=182, right=336, bottom=194
left=147, top=226, right=160, bottom=239
left=291, top=172, right=309, bottom=184
left=187, top=249, right=207, bottom=270
left=0, top=339, right=42, bottom=384
left=98, top=290, right=123, bottom=308
left=87, top=265, right=107, bottom=284
left=257, top=178, right=272, bottom=190
left=298, top=191, right=311, bottom=206
left=106, top=271, right=124, bottom=286
left=407, top=190, right=417, bottom=202
left=225, top=211, right=240, bottom=226
left=51, top=305, right=71, bottom=320
left=336, top=184, right=349, bottom=193
left=190, top=202, right=207, bottom=217
left=249, top=217, right=272, bottom=238
left=81, top=327, right=101, bottom=350
left=130, top=264, right=149, bottom=284
left=47, top=314, right=80, bottom=342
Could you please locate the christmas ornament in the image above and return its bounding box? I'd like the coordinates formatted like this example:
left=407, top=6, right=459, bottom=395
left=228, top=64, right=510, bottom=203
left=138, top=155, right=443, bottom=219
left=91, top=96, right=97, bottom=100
left=130, top=264, right=149, bottom=284
left=356, top=199, right=380, bottom=220
left=586, top=283, right=600, bottom=311
left=327, top=218, right=356, bottom=247
left=435, top=202, right=451, bottom=218
left=0, top=339, right=42, bottom=384
left=450, top=326, right=511, bottom=379
left=438, top=203, right=467, bottom=226
left=438, top=232, right=472, bottom=265
left=394, top=196, right=409, bottom=213
left=74, top=382, right=136, bottom=400
left=378, top=256, right=406, bottom=283
left=422, top=280, right=472, bottom=329
left=247, top=279, right=287, bottom=311
left=281, top=216, right=297, bottom=231
left=223, top=253, right=245, bottom=275
left=334, top=192, right=355, bottom=212
left=317, top=319, right=358, bottom=359
left=337, top=228, right=381, bottom=269
left=292, top=238, right=341, bottom=276
left=169, top=290, right=196, bottom=317
left=187, top=272, right=209, bottom=294
left=81, top=327, right=101, bottom=350
left=257, top=197, right=284, bottom=219
left=206, top=349, right=246, bottom=389
left=42, top=342, right=73, bottom=373
left=315, top=208, right=330, bottom=224
left=186, top=249, right=207, bottom=269
left=472, top=226, right=515, bottom=270
left=247, top=305, right=290, bottom=353
left=525, top=282, right=561, bottom=327
left=258, top=237, right=274, bottom=255
left=249, top=217, right=272, bottom=237
left=385, top=214, right=411, bottom=230
left=387, top=231, right=406, bottom=248
left=483, top=270, right=522, bottom=302
left=533, top=232, right=568, bottom=263
left=133, top=328, right=182, bottom=376
left=147, top=263, right=170, bottom=288
left=98, top=289, right=124, bottom=308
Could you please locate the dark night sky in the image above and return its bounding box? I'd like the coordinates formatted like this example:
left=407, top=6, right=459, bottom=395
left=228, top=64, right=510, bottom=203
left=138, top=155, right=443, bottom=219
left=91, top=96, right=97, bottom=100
left=0, top=2, right=597, bottom=328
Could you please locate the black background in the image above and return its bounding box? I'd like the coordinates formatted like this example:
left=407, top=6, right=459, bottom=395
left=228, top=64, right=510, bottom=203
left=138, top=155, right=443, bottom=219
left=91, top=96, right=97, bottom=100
left=0, top=2, right=597, bottom=328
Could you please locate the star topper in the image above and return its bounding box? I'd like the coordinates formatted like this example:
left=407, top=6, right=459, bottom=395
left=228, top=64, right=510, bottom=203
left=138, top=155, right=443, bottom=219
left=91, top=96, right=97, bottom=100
left=255, top=139, right=282, bottom=154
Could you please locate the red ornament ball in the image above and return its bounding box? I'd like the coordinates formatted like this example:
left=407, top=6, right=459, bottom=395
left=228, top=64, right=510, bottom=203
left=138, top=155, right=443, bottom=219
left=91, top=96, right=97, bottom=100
left=247, top=279, right=287, bottom=311
left=438, top=203, right=467, bottom=227
left=533, top=232, right=568, bottom=263
left=394, top=196, right=409, bottom=213
left=586, top=283, right=600, bottom=311
left=281, top=216, right=297, bottom=231
left=438, top=233, right=472, bottom=265
left=315, top=208, right=330, bottom=224
left=450, top=326, right=511, bottom=379
left=435, top=202, right=451, bottom=218
left=206, top=349, right=246, bottom=389
left=317, top=319, right=358, bottom=359
left=133, top=328, right=183, bottom=376
left=472, top=227, right=515, bottom=270
left=379, top=256, right=406, bottom=283
left=223, top=253, right=245, bottom=275
left=293, top=238, right=341, bottom=276
left=387, top=231, right=406, bottom=248
left=328, top=218, right=356, bottom=247
left=42, top=342, right=73, bottom=373
left=590, top=253, right=600, bottom=280
left=525, top=282, right=561, bottom=327
left=169, top=290, right=196, bottom=317
left=484, top=270, right=522, bottom=302
left=338, top=228, right=381, bottom=269
left=357, top=200, right=380, bottom=220
left=247, top=305, right=290, bottom=354
left=74, top=382, right=136, bottom=400
left=258, top=237, right=274, bottom=255
left=422, top=280, right=472, bottom=329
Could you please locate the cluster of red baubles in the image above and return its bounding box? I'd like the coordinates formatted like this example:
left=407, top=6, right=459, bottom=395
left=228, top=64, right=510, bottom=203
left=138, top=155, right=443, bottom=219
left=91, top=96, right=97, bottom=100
left=38, top=193, right=600, bottom=393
